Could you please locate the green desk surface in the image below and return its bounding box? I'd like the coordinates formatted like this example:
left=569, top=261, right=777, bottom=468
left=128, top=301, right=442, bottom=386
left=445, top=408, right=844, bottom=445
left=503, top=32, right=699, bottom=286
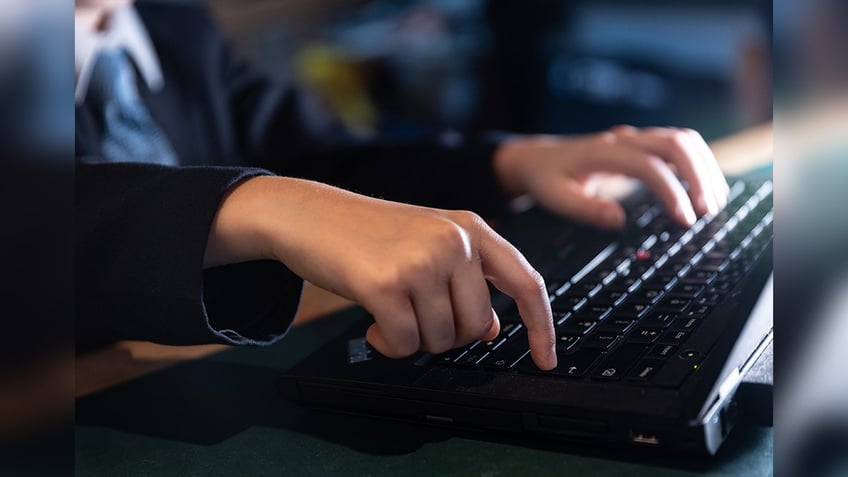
left=76, top=308, right=773, bottom=477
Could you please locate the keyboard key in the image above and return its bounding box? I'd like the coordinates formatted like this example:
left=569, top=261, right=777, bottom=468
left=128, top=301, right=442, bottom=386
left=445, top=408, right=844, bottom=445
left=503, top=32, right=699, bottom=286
left=556, top=334, right=581, bottom=353
left=496, top=310, right=521, bottom=323
left=705, top=250, right=729, bottom=261
left=586, top=284, right=604, bottom=298
left=699, top=258, right=728, bottom=273
left=455, top=350, right=490, bottom=367
left=557, top=318, right=597, bottom=336
left=593, top=269, right=617, bottom=285
left=648, top=343, right=678, bottom=360
left=666, top=241, right=682, bottom=257
left=572, top=280, right=602, bottom=296
left=469, top=336, right=507, bottom=353
left=592, top=289, right=628, bottom=307
left=666, top=260, right=690, bottom=275
left=688, top=305, right=712, bottom=316
left=484, top=339, right=530, bottom=370
left=434, top=347, right=469, bottom=365
left=597, top=318, right=636, bottom=334
left=695, top=293, right=723, bottom=307
left=630, top=288, right=664, bottom=304
left=582, top=305, right=613, bottom=321
left=551, top=281, right=572, bottom=297
left=548, top=348, right=602, bottom=377
left=601, top=270, right=619, bottom=286
left=485, top=351, right=529, bottom=370
left=674, top=315, right=702, bottom=332
left=581, top=332, right=621, bottom=350
left=627, top=327, right=663, bottom=344
left=615, top=258, right=633, bottom=274
left=656, top=297, right=691, bottom=313
left=626, top=359, right=665, bottom=382
left=546, top=279, right=567, bottom=296
left=640, top=312, right=678, bottom=329
left=553, top=310, right=573, bottom=325
left=630, top=262, right=653, bottom=277
left=607, top=276, right=640, bottom=293
left=626, top=278, right=644, bottom=294
left=645, top=272, right=678, bottom=291
left=658, top=329, right=689, bottom=346
left=706, top=280, right=733, bottom=295
left=652, top=253, right=669, bottom=270
left=682, top=270, right=718, bottom=286
left=499, top=322, right=524, bottom=338
left=591, top=343, right=648, bottom=380
left=676, top=284, right=705, bottom=298
left=615, top=302, right=651, bottom=319
left=552, top=294, right=587, bottom=313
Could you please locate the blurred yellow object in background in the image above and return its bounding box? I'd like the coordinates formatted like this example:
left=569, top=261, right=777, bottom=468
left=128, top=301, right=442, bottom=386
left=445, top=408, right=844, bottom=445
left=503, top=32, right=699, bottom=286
left=293, top=43, right=377, bottom=137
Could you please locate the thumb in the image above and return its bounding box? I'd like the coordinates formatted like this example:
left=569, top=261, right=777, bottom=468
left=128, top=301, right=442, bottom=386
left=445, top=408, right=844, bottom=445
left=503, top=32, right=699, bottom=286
left=539, top=181, right=626, bottom=230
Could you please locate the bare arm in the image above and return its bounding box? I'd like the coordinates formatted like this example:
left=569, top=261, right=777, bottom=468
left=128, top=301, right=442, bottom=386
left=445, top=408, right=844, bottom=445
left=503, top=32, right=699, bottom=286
left=205, top=176, right=558, bottom=370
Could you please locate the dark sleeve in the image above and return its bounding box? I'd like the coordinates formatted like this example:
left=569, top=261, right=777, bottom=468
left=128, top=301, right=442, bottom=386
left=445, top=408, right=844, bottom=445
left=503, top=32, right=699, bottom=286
left=218, top=17, right=514, bottom=218
left=285, top=132, right=515, bottom=219
left=75, top=160, right=304, bottom=351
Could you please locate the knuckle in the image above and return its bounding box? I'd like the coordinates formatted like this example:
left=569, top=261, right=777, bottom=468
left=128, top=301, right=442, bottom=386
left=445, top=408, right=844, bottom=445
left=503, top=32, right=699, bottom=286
left=474, top=314, right=494, bottom=339
left=452, top=336, right=474, bottom=349
left=454, top=304, right=493, bottom=344
left=679, top=127, right=700, bottom=138
left=521, top=268, right=547, bottom=296
left=643, top=155, right=668, bottom=175
left=450, top=209, right=484, bottom=229
left=461, top=307, right=493, bottom=340
left=391, top=329, right=421, bottom=357
left=405, top=248, right=438, bottom=276
left=592, top=131, right=617, bottom=145
left=428, top=334, right=455, bottom=354
left=438, top=324, right=458, bottom=347
left=434, top=215, right=474, bottom=255
left=424, top=320, right=456, bottom=353
left=665, top=131, right=690, bottom=152
left=436, top=226, right=467, bottom=252
left=369, top=269, right=406, bottom=296
left=610, top=124, right=636, bottom=135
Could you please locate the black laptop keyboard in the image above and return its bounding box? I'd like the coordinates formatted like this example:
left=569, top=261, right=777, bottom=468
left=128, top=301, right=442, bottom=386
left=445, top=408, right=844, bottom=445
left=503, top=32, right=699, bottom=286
left=432, top=179, right=773, bottom=386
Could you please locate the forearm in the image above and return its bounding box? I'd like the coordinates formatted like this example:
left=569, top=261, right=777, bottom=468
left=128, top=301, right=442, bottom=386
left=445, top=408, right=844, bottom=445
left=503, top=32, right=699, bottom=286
left=199, top=173, right=557, bottom=369
left=204, top=175, right=345, bottom=271
left=203, top=176, right=278, bottom=268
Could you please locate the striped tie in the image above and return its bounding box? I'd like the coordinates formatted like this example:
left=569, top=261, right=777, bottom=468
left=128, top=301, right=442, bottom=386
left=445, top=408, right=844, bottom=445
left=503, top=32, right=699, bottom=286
left=88, top=48, right=177, bottom=166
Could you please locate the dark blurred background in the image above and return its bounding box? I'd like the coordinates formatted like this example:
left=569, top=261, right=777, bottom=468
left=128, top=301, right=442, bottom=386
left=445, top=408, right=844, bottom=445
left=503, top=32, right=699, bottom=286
left=206, top=0, right=773, bottom=142
left=16, top=1, right=848, bottom=476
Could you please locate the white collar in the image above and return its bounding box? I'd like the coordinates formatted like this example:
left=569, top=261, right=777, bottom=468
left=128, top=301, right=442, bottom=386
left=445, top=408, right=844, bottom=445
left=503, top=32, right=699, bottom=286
left=75, top=5, right=164, bottom=105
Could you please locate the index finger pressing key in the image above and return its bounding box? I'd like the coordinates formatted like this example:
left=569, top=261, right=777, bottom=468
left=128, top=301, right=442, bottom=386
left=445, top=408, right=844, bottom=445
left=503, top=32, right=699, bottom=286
left=476, top=229, right=557, bottom=370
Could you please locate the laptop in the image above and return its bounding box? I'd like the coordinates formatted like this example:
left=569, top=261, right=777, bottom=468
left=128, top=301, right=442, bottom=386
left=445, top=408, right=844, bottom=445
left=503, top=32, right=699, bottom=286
left=277, top=177, right=773, bottom=456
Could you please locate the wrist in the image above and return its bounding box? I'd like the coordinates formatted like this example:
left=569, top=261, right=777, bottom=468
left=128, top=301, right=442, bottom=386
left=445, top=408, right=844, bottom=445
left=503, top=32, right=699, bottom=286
left=204, top=175, right=280, bottom=268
